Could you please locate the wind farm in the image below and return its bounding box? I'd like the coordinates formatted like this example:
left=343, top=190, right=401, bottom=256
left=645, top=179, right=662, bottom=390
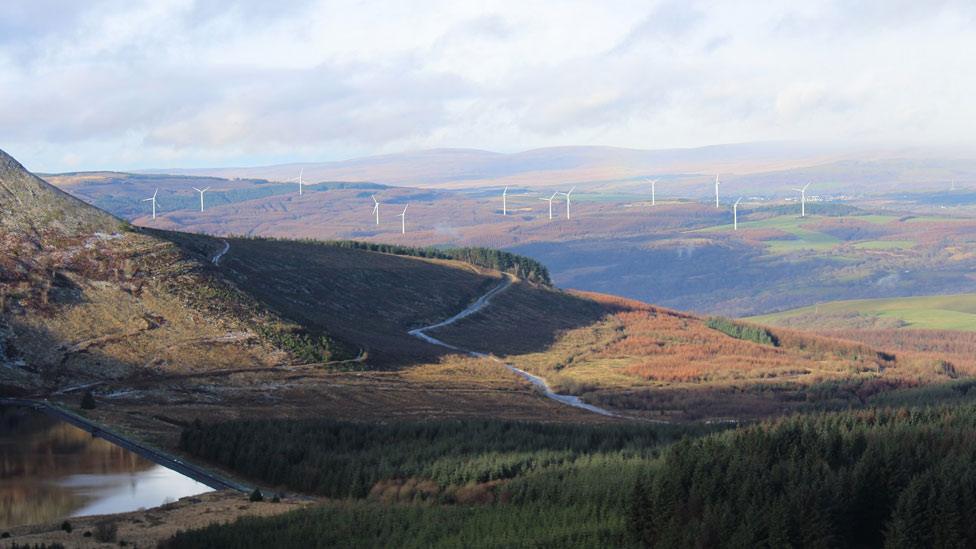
left=8, top=1, right=976, bottom=546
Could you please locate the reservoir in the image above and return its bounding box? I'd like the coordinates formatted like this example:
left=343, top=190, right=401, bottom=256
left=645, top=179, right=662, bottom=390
left=0, top=405, right=212, bottom=529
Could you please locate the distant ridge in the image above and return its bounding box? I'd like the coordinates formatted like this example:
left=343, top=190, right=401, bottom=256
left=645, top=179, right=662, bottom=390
left=138, top=142, right=853, bottom=189
left=0, top=148, right=118, bottom=235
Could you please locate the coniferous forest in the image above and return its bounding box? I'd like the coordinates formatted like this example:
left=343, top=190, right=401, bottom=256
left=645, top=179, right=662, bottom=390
left=166, top=405, right=976, bottom=547
left=628, top=405, right=976, bottom=548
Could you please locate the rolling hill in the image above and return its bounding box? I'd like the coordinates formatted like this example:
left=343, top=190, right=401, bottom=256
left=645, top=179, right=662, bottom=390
left=132, top=144, right=976, bottom=196
left=0, top=148, right=608, bottom=439
left=9, top=146, right=976, bottom=547
left=4, top=145, right=974, bottom=432
left=45, top=167, right=976, bottom=318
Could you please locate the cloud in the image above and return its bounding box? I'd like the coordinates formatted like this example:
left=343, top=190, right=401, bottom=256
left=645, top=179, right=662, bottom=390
left=1, top=0, right=975, bottom=171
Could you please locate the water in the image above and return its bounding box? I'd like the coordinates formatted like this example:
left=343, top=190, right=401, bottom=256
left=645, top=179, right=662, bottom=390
left=0, top=406, right=213, bottom=528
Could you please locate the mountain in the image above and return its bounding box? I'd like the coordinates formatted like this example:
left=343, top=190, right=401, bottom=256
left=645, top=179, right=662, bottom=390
left=0, top=150, right=118, bottom=234
left=139, top=142, right=855, bottom=189
left=134, top=143, right=976, bottom=194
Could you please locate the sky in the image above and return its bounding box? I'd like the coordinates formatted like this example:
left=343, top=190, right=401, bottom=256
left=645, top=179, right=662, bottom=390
left=2, top=0, right=975, bottom=172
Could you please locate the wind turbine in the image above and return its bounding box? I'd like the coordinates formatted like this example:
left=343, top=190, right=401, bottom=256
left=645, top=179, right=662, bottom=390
left=502, top=186, right=509, bottom=216
left=539, top=192, right=559, bottom=221
left=192, top=186, right=210, bottom=212
left=649, top=179, right=658, bottom=206
left=397, top=204, right=408, bottom=234
left=142, top=188, right=159, bottom=220
left=714, top=175, right=721, bottom=208
left=287, top=168, right=306, bottom=195
left=562, top=186, right=576, bottom=219
left=792, top=183, right=811, bottom=217
left=733, top=197, right=743, bottom=230
left=371, top=195, right=380, bottom=225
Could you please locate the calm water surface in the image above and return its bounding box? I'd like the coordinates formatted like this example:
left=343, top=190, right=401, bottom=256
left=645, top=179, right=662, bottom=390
left=0, top=405, right=212, bottom=528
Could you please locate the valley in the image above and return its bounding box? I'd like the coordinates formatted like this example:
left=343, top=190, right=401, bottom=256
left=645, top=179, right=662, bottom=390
left=45, top=168, right=976, bottom=317
left=6, top=146, right=976, bottom=546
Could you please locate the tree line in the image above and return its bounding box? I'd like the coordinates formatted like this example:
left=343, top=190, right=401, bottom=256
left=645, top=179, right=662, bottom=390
left=324, top=241, right=552, bottom=285
left=179, top=418, right=715, bottom=499
left=230, top=236, right=552, bottom=285
left=706, top=316, right=779, bottom=346
left=628, top=404, right=976, bottom=547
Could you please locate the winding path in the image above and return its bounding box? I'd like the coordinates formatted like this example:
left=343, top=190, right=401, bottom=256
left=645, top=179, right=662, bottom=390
left=408, top=276, right=617, bottom=417
left=212, top=240, right=231, bottom=265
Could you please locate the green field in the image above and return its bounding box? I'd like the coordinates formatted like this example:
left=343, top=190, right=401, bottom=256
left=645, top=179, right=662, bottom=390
left=851, top=240, right=916, bottom=250
left=750, top=293, right=976, bottom=331
left=694, top=214, right=917, bottom=255
left=695, top=215, right=842, bottom=254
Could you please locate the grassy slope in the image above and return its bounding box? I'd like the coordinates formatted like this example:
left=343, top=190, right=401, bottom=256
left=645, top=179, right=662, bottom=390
left=427, top=286, right=962, bottom=421
left=750, top=293, right=976, bottom=331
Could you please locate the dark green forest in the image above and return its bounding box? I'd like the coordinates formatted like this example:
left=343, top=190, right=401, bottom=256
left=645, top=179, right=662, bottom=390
left=179, top=419, right=712, bottom=498
left=167, top=405, right=976, bottom=548
left=299, top=239, right=551, bottom=285
left=629, top=405, right=976, bottom=548
left=170, top=419, right=720, bottom=548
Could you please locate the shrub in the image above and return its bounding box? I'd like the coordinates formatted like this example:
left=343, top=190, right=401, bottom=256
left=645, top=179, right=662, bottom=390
left=80, top=390, right=96, bottom=410
left=60, top=520, right=72, bottom=533
left=93, top=521, right=117, bottom=543
left=249, top=488, right=263, bottom=502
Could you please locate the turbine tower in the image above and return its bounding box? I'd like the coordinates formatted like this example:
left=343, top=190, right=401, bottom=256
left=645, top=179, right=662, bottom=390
left=649, top=179, right=658, bottom=206
left=502, top=186, right=509, bottom=216
left=142, top=188, right=159, bottom=220
left=540, top=192, right=559, bottom=221
left=397, top=204, right=408, bottom=234
left=714, top=175, right=721, bottom=208
left=733, top=197, right=743, bottom=230
left=287, top=168, right=306, bottom=195
left=563, top=187, right=576, bottom=219
left=192, top=186, right=210, bottom=212
left=371, top=195, right=380, bottom=225
left=792, top=183, right=811, bottom=217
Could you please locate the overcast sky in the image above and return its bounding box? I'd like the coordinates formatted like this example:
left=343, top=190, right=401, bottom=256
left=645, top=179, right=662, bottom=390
left=2, top=0, right=975, bottom=172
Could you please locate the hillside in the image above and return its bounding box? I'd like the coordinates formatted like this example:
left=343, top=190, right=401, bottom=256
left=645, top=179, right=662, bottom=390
left=0, top=149, right=604, bottom=437
left=427, top=286, right=970, bottom=420
left=750, top=293, right=976, bottom=332
left=47, top=168, right=976, bottom=318
left=6, top=146, right=975, bottom=431
left=0, top=151, right=118, bottom=234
